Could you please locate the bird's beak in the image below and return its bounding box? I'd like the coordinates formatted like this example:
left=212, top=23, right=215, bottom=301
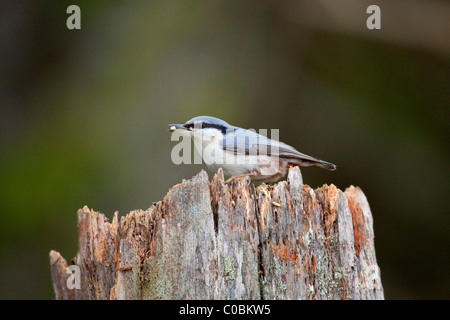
left=168, top=124, right=187, bottom=132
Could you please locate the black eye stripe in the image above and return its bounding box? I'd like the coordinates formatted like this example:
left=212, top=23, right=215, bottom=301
left=203, top=123, right=227, bottom=134
left=184, top=122, right=228, bottom=134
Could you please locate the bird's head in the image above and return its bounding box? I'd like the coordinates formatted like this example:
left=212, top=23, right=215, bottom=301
left=169, top=116, right=233, bottom=143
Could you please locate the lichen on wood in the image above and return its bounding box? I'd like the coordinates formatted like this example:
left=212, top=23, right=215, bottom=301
left=49, top=167, right=384, bottom=300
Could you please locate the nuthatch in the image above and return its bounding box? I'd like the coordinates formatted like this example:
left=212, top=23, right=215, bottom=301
left=169, top=116, right=336, bottom=183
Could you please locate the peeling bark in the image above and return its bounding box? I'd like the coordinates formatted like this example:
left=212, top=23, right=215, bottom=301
left=49, top=167, right=384, bottom=300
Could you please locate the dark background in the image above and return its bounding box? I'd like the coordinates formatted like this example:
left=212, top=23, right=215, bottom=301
left=0, top=0, right=449, bottom=299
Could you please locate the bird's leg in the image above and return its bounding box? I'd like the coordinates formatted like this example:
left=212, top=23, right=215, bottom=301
left=225, top=170, right=258, bottom=185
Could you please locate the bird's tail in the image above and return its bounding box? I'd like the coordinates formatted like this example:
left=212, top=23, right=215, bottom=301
left=286, top=157, right=337, bottom=171
left=315, top=160, right=337, bottom=171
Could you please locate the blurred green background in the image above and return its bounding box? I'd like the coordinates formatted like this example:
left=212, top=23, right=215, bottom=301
left=0, top=0, right=449, bottom=299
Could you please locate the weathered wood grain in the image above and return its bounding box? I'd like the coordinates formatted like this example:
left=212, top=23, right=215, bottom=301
left=49, top=167, right=384, bottom=300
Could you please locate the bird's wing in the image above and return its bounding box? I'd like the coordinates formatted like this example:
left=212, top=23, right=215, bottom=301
left=221, top=128, right=336, bottom=170
left=221, top=128, right=302, bottom=157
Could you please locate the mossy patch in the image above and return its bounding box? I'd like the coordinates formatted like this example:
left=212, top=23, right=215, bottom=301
left=224, top=256, right=236, bottom=281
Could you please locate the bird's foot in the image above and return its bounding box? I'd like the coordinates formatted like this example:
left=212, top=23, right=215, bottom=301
left=225, top=172, right=256, bottom=186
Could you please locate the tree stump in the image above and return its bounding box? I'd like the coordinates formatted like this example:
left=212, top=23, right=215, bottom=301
left=49, top=167, right=384, bottom=300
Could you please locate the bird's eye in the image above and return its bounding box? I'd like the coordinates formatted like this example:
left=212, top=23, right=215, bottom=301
left=184, top=123, right=194, bottom=129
